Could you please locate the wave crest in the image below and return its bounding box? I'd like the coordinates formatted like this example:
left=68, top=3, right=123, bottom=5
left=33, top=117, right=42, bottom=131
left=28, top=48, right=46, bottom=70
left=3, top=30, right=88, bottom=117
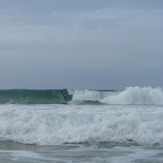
left=69, top=87, right=163, bottom=105
left=102, top=87, right=163, bottom=105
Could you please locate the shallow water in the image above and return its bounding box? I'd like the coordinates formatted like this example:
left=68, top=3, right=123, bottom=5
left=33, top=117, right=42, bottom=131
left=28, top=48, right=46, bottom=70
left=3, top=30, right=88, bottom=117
left=1, top=140, right=163, bottom=163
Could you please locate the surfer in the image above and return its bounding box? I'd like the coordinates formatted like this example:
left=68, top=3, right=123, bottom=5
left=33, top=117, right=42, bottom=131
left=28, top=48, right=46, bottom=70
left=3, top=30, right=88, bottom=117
left=60, top=90, right=67, bottom=103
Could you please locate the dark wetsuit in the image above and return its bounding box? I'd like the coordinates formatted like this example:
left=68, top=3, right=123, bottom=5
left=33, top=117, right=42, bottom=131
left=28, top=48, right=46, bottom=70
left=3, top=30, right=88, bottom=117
left=60, top=91, right=66, bottom=103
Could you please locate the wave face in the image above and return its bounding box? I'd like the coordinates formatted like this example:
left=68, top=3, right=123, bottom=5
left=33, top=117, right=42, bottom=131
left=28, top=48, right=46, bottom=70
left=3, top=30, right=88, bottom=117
left=0, top=89, right=72, bottom=104
left=0, top=87, right=162, bottom=105
left=0, top=104, right=163, bottom=146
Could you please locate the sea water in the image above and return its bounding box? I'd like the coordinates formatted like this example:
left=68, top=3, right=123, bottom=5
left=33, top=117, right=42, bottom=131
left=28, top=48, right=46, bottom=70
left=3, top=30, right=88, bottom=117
left=0, top=86, right=163, bottom=163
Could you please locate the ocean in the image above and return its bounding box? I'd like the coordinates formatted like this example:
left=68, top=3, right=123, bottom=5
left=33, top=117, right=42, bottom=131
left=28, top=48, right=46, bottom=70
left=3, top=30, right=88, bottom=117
left=0, top=86, right=163, bottom=163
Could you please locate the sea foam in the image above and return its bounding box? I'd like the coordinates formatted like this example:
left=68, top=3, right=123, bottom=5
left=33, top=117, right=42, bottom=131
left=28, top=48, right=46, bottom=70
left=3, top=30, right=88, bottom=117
left=0, top=104, right=163, bottom=146
left=69, top=87, right=163, bottom=105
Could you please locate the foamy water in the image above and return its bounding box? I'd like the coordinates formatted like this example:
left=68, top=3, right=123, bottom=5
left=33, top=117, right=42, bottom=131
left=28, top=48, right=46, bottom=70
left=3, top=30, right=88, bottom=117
left=0, top=103, right=163, bottom=146
left=69, top=86, right=163, bottom=105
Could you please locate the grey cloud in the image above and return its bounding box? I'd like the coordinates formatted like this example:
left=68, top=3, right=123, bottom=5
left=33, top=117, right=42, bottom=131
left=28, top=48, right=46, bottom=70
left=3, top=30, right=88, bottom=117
left=0, top=0, right=163, bottom=89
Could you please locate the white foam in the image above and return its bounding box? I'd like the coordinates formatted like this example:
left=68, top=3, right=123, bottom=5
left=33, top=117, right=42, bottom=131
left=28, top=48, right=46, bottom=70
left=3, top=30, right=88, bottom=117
left=68, top=89, right=104, bottom=101
left=102, top=87, right=163, bottom=105
left=69, top=87, right=163, bottom=105
left=0, top=104, right=163, bottom=146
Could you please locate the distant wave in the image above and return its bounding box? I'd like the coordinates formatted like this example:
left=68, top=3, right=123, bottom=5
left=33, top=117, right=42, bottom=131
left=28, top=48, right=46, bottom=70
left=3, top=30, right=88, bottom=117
left=0, top=87, right=162, bottom=105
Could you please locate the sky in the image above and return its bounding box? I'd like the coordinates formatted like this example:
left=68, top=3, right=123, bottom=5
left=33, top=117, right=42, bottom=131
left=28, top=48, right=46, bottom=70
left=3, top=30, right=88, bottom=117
left=0, top=0, right=163, bottom=90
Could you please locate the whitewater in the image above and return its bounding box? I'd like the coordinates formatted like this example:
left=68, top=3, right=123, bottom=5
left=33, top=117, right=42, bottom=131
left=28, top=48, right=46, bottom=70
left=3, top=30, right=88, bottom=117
left=0, top=86, right=163, bottom=163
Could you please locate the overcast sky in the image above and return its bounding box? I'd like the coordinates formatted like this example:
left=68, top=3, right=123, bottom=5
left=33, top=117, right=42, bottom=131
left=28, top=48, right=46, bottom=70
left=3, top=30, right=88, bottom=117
left=0, top=0, right=162, bottom=90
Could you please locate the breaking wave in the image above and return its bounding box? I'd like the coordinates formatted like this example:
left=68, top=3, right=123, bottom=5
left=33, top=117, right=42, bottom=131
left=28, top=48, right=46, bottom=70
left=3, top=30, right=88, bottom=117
left=0, top=104, right=163, bottom=146
left=0, top=86, right=162, bottom=105
left=69, top=87, right=163, bottom=105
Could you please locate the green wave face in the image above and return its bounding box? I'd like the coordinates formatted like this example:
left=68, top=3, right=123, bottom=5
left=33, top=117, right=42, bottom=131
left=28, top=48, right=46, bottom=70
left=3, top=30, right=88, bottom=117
left=0, top=89, right=117, bottom=105
left=0, top=89, right=72, bottom=104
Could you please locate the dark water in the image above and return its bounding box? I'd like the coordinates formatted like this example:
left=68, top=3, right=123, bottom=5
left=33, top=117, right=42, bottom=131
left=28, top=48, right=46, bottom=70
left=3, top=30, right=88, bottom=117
left=0, top=89, right=72, bottom=104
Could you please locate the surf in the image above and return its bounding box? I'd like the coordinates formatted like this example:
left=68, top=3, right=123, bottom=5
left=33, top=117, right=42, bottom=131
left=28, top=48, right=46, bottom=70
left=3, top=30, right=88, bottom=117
left=69, top=87, right=163, bottom=105
left=0, top=86, right=162, bottom=105
left=0, top=104, right=163, bottom=146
